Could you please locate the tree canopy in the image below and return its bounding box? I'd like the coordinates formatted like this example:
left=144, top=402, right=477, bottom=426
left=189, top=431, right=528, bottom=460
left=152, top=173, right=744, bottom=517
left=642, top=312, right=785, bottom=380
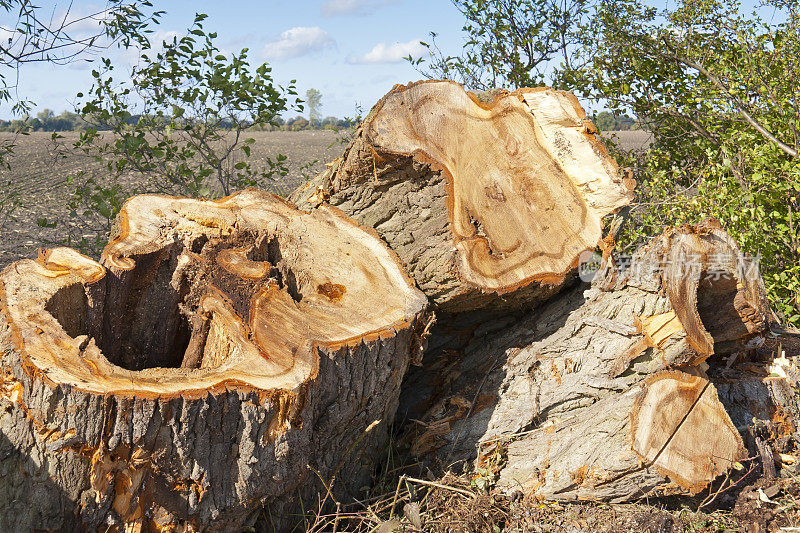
left=305, top=88, right=322, bottom=125
left=0, top=0, right=162, bottom=115
left=412, top=0, right=800, bottom=323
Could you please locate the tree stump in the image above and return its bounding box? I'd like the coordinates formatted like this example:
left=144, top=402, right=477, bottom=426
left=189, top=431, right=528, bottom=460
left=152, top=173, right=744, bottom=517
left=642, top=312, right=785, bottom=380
left=291, top=80, right=634, bottom=312
left=400, top=220, right=788, bottom=501
left=0, top=190, right=429, bottom=531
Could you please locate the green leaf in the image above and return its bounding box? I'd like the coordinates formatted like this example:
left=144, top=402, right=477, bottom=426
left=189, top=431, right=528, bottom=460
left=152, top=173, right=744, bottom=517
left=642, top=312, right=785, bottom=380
left=36, top=218, right=56, bottom=228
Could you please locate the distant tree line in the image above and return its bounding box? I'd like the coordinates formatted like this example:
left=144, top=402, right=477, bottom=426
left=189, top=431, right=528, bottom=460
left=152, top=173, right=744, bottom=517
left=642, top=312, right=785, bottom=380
left=0, top=107, right=630, bottom=134
left=0, top=109, right=356, bottom=133
left=591, top=111, right=641, bottom=132
left=271, top=115, right=356, bottom=132
left=0, top=109, right=86, bottom=132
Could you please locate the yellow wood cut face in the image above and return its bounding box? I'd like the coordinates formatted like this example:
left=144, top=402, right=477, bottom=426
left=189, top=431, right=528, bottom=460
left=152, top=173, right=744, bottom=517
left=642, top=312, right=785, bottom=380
left=0, top=189, right=427, bottom=397
left=641, top=311, right=684, bottom=348
left=631, top=371, right=745, bottom=492
left=364, top=81, right=632, bottom=291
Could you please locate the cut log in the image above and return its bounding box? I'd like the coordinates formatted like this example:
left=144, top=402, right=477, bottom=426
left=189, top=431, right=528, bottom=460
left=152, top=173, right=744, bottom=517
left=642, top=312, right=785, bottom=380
left=399, top=220, right=787, bottom=501
left=0, top=189, right=429, bottom=531
left=291, top=80, right=634, bottom=312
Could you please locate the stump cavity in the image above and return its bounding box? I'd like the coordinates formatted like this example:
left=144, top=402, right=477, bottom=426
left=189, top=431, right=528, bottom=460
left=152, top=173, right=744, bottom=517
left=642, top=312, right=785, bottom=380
left=0, top=190, right=428, bottom=530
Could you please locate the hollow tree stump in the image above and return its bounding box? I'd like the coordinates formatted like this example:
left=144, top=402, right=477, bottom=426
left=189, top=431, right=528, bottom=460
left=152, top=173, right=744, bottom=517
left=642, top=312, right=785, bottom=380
left=291, top=80, right=634, bottom=312
left=400, top=220, right=788, bottom=501
left=0, top=190, right=429, bottom=531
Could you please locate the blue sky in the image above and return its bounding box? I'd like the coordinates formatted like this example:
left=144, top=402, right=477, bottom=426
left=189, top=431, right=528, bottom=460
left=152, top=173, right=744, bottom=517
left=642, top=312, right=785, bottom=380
left=0, top=0, right=466, bottom=119
left=0, top=0, right=777, bottom=120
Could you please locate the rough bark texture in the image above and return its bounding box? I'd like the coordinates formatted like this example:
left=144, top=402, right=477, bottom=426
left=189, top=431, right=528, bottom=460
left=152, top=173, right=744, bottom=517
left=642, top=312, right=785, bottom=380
left=399, top=220, right=790, bottom=502
left=291, top=80, right=634, bottom=312
left=0, top=190, right=429, bottom=531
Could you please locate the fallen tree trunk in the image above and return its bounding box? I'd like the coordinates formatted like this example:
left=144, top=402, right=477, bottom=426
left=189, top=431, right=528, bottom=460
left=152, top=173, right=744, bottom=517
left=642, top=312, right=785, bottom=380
left=0, top=190, right=429, bottom=531
left=400, top=220, right=795, bottom=501
left=291, top=80, right=634, bottom=312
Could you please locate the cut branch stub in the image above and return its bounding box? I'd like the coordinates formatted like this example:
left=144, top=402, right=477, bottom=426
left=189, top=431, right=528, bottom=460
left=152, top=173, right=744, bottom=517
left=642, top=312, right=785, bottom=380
left=399, top=221, right=777, bottom=502
left=602, top=219, right=772, bottom=371
left=630, top=371, right=746, bottom=492
left=0, top=189, right=428, bottom=531
left=292, top=80, right=633, bottom=312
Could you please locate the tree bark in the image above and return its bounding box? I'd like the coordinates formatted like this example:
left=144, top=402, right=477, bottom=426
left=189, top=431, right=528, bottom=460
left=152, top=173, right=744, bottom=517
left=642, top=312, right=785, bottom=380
left=0, top=189, right=429, bottom=531
left=399, top=220, right=790, bottom=502
left=291, top=80, right=634, bottom=312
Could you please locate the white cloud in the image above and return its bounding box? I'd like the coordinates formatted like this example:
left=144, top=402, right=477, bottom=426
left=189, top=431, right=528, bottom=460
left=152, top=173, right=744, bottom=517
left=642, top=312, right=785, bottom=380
left=117, top=30, right=182, bottom=68
left=0, top=25, right=15, bottom=43
left=0, top=26, right=23, bottom=59
left=347, top=39, right=425, bottom=64
left=60, top=11, right=109, bottom=35
left=149, top=30, right=183, bottom=47
left=67, top=58, right=96, bottom=71
left=262, top=27, right=334, bottom=61
left=321, top=0, right=372, bottom=17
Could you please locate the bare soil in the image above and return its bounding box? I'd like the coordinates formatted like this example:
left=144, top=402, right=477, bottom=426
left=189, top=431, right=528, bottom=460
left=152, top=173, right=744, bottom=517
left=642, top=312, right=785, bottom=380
left=603, top=130, right=654, bottom=153
left=0, top=130, right=343, bottom=267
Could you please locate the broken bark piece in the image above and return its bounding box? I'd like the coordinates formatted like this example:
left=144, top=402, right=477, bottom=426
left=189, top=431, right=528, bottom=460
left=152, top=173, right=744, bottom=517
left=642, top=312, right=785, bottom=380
left=399, top=221, right=779, bottom=501
left=291, top=80, right=633, bottom=312
left=0, top=189, right=428, bottom=531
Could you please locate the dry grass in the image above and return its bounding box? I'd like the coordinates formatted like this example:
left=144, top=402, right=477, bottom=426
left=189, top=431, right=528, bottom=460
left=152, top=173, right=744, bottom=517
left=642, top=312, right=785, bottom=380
left=279, top=468, right=800, bottom=533
left=257, top=409, right=800, bottom=533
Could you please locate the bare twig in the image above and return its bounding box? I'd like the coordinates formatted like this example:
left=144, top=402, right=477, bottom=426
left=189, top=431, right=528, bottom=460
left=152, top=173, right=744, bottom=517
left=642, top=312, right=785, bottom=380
left=667, top=49, right=799, bottom=159
left=404, top=476, right=476, bottom=499
left=388, top=474, right=404, bottom=521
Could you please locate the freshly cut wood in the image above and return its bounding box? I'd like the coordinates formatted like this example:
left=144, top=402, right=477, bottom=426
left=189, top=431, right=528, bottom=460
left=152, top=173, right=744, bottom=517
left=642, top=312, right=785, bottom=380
left=399, top=220, right=785, bottom=501
left=291, top=80, right=634, bottom=312
left=0, top=190, right=429, bottom=531
left=630, top=371, right=745, bottom=492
